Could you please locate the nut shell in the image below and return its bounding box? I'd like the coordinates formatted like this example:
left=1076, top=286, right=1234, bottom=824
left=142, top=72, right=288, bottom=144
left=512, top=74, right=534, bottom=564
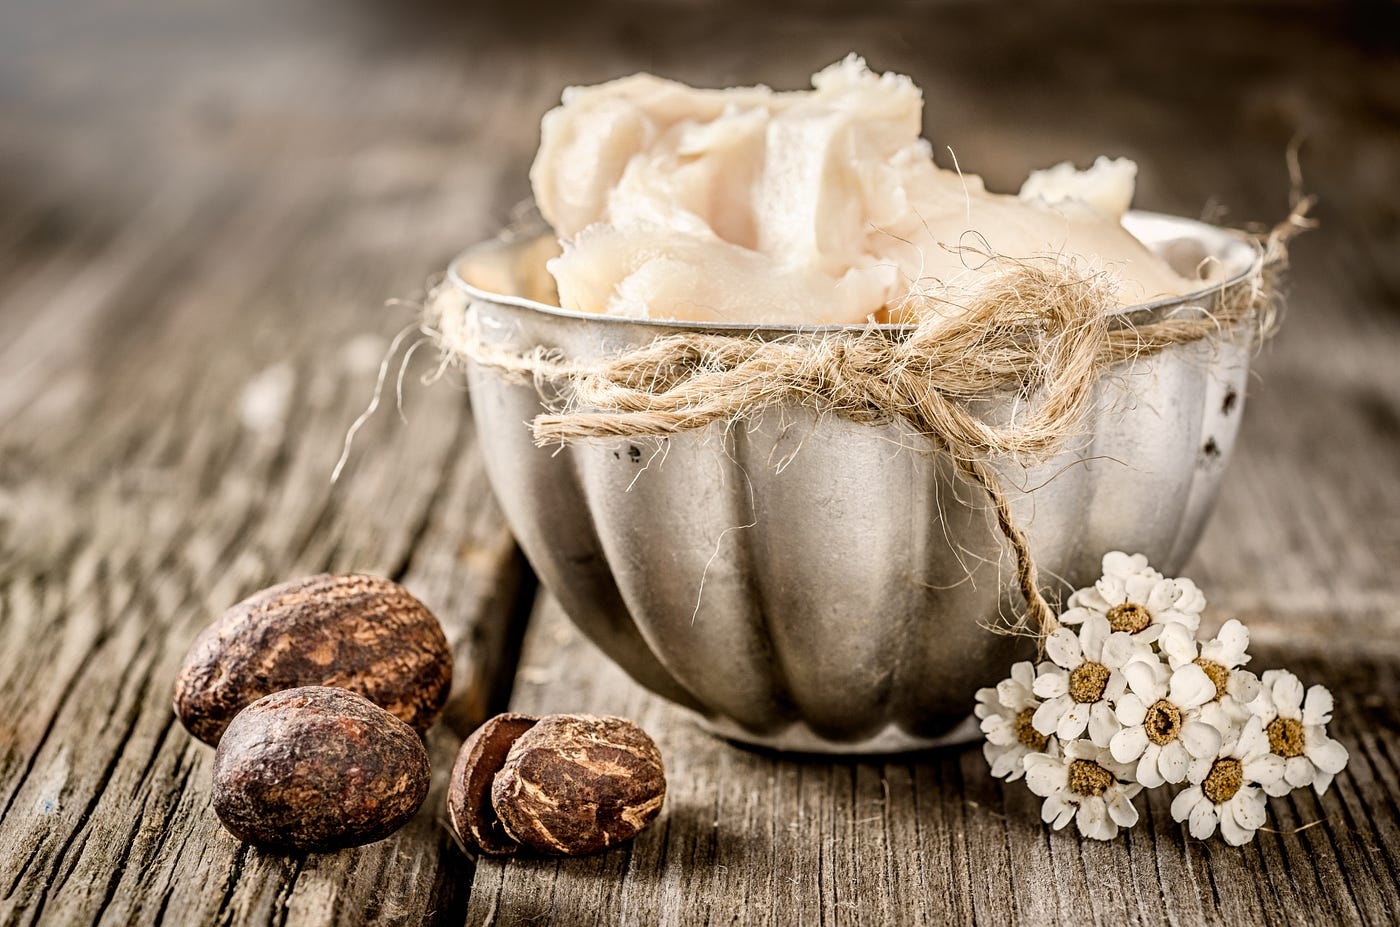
left=174, top=574, right=452, bottom=745
left=446, top=713, right=539, bottom=856
left=212, top=686, right=431, bottom=852
left=492, top=714, right=665, bottom=856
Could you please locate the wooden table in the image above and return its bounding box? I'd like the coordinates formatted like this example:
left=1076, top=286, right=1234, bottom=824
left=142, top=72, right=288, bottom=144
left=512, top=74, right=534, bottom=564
left=2, top=1, right=1398, bottom=923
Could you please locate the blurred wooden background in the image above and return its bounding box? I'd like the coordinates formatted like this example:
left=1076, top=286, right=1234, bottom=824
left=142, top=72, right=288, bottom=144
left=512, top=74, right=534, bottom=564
left=1, top=1, right=1398, bottom=924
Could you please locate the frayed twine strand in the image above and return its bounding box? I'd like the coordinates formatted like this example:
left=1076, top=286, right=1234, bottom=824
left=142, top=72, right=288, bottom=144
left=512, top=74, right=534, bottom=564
left=428, top=203, right=1310, bottom=644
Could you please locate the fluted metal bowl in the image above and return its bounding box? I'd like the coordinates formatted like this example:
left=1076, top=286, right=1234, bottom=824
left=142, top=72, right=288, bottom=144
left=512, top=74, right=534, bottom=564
left=452, top=212, right=1260, bottom=753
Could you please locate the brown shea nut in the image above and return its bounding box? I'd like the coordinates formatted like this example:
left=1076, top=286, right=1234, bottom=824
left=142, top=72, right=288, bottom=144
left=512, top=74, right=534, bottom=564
left=446, top=713, right=540, bottom=856
left=173, top=574, right=452, bottom=745
left=492, top=714, right=666, bottom=856
left=212, top=686, right=430, bottom=852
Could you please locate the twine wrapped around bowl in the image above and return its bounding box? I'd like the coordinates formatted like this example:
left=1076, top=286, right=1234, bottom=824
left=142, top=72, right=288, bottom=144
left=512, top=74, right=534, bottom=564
left=432, top=208, right=1302, bottom=753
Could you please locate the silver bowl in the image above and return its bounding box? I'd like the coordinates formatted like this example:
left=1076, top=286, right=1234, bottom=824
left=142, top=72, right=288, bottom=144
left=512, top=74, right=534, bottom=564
left=451, top=212, right=1260, bottom=753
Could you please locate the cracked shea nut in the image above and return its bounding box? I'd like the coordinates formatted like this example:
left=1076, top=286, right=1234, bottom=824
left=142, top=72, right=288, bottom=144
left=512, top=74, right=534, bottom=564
left=492, top=714, right=666, bottom=856
left=212, top=686, right=431, bottom=852
left=174, top=574, right=452, bottom=745
left=446, top=713, right=540, bottom=856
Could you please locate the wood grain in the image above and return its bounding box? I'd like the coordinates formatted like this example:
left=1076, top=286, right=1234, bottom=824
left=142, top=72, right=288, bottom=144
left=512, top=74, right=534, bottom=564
left=0, top=184, right=529, bottom=924
left=2, top=0, right=1398, bottom=924
left=0, top=9, right=542, bottom=923
left=466, top=600, right=1400, bottom=927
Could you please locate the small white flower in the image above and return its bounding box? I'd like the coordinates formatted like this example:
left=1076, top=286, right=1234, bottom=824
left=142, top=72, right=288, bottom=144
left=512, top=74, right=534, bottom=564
left=1025, top=740, right=1142, bottom=840
left=980, top=552, right=1354, bottom=848
left=975, top=661, right=1058, bottom=780
left=1109, top=659, right=1224, bottom=787
left=1061, top=552, right=1205, bottom=644
left=1171, top=716, right=1284, bottom=845
left=1248, top=670, right=1349, bottom=796
left=1159, top=618, right=1261, bottom=723
left=1102, top=551, right=1163, bottom=583
left=1031, top=615, right=1144, bottom=746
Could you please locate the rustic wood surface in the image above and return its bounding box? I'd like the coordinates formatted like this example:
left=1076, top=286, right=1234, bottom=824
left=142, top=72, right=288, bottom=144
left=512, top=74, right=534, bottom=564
left=1, top=1, right=1397, bottom=924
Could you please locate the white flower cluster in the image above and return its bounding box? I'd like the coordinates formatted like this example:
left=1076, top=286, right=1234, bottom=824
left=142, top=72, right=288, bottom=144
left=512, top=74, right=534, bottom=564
left=976, top=552, right=1349, bottom=845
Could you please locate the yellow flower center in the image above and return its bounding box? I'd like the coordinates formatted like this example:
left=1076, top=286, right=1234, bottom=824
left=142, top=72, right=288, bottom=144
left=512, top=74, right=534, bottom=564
left=1068, top=759, right=1115, bottom=797
left=1015, top=707, right=1048, bottom=751
left=1202, top=757, right=1244, bottom=804
left=1107, top=602, right=1152, bottom=633
left=1267, top=716, right=1306, bottom=758
left=1144, top=699, right=1182, bottom=746
left=1194, top=658, right=1229, bottom=702
left=1069, top=661, right=1111, bottom=703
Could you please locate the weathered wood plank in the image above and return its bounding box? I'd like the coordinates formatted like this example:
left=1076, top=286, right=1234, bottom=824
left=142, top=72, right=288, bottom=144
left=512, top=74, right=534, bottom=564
left=0, top=34, right=545, bottom=921
left=0, top=201, right=529, bottom=926
left=466, top=601, right=1400, bottom=927
left=0, top=304, right=524, bottom=925
left=0, top=1, right=560, bottom=919
left=3, top=0, right=1400, bottom=924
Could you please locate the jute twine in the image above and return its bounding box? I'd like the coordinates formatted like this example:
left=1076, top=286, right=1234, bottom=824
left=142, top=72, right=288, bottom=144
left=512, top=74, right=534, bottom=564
left=430, top=205, right=1310, bottom=643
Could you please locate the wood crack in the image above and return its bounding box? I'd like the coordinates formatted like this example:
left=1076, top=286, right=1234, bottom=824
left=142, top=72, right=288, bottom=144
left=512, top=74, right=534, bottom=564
left=25, top=651, right=153, bottom=924
left=212, top=844, right=251, bottom=927
left=0, top=589, right=109, bottom=823
left=387, top=404, right=473, bottom=586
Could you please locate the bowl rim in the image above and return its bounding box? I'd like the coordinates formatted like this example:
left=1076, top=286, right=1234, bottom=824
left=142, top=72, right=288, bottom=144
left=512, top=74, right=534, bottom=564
left=447, top=209, right=1262, bottom=334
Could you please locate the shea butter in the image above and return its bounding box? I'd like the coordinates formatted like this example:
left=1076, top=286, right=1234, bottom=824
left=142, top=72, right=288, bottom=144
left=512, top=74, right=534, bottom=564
left=530, top=56, right=1204, bottom=325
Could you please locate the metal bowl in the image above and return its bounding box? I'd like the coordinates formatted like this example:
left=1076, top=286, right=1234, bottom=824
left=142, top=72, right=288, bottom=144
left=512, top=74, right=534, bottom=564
left=451, top=212, right=1260, bottom=753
